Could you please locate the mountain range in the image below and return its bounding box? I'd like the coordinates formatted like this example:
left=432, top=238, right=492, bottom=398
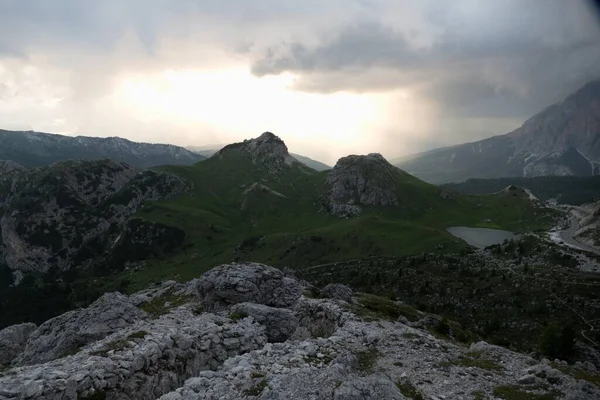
left=0, top=131, right=550, bottom=329
left=397, top=81, right=600, bottom=184
left=2, top=130, right=597, bottom=396
left=0, top=130, right=205, bottom=169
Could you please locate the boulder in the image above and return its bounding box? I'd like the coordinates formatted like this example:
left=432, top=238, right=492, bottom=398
left=0, top=323, right=36, bottom=365
left=230, top=302, right=298, bottom=342
left=15, top=292, right=146, bottom=365
left=333, top=374, right=407, bottom=400
left=196, top=263, right=302, bottom=311
left=320, top=284, right=353, bottom=303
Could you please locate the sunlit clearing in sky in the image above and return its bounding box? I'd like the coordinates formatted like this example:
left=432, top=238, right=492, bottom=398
left=117, top=68, right=419, bottom=158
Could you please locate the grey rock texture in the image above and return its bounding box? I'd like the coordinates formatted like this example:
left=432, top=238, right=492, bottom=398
left=323, top=153, right=399, bottom=217
left=196, top=262, right=302, bottom=311
left=320, top=284, right=353, bottom=303
left=0, top=308, right=266, bottom=400
left=0, top=160, right=24, bottom=175
left=230, top=302, right=298, bottom=343
left=15, top=292, right=147, bottom=366
left=0, top=159, right=187, bottom=273
left=333, top=374, right=406, bottom=400
left=0, top=323, right=36, bottom=365
left=215, top=132, right=299, bottom=173
left=160, top=296, right=599, bottom=400
left=1, top=264, right=599, bottom=400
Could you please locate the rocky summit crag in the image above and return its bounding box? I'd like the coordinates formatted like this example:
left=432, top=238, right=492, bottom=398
left=0, top=263, right=598, bottom=400
left=214, top=132, right=299, bottom=173
left=323, top=153, right=444, bottom=217
left=0, top=159, right=187, bottom=275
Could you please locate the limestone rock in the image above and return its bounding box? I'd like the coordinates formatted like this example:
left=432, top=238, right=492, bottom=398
left=196, top=262, right=302, bottom=311
left=15, top=292, right=146, bottom=365
left=333, top=374, right=407, bottom=400
left=0, top=322, right=36, bottom=365
left=0, top=159, right=187, bottom=274
left=320, top=284, right=353, bottom=303
left=215, top=132, right=298, bottom=173
left=230, top=302, right=298, bottom=342
left=323, top=153, right=399, bottom=217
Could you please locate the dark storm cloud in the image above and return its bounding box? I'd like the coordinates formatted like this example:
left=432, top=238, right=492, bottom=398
left=0, top=0, right=599, bottom=156
left=251, top=0, right=600, bottom=120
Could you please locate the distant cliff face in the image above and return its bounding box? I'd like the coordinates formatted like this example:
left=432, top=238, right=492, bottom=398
left=0, top=130, right=205, bottom=169
left=0, top=159, right=187, bottom=274
left=397, top=81, right=600, bottom=183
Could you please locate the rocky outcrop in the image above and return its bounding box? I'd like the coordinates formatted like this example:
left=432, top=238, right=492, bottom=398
left=0, top=323, right=36, bottom=365
left=230, top=302, right=298, bottom=343
left=214, top=132, right=299, bottom=173
left=0, top=309, right=266, bottom=400
left=160, top=297, right=599, bottom=400
left=334, top=375, right=406, bottom=399
left=323, top=153, right=400, bottom=217
left=196, top=262, right=303, bottom=311
left=14, top=292, right=147, bottom=366
left=320, top=283, right=353, bottom=303
left=1, top=263, right=599, bottom=400
left=0, top=159, right=187, bottom=274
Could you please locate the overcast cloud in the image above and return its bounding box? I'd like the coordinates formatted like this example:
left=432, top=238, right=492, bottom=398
left=0, top=0, right=599, bottom=163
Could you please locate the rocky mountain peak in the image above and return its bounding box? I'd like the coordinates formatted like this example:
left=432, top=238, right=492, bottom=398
left=215, top=131, right=297, bottom=171
left=397, top=80, right=600, bottom=183
left=324, top=154, right=399, bottom=217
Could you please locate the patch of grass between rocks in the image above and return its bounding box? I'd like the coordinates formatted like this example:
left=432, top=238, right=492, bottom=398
left=138, top=289, right=193, bottom=318
left=243, top=378, right=268, bottom=396
left=395, top=379, right=424, bottom=400
left=492, top=384, right=558, bottom=400
left=439, top=350, right=503, bottom=372
left=346, top=293, right=421, bottom=322
left=356, top=348, right=381, bottom=375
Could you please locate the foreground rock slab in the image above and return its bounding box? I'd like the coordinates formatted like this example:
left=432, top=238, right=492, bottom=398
left=196, top=262, right=302, bottom=310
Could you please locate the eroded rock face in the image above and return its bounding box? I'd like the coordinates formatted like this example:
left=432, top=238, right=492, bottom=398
left=0, top=159, right=187, bottom=274
left=0, top=309, right=267, bottom=400
left=333, top=374, right=406, bottom=400
left=320, top=284, right=353, bottom=303
left=215, top=132, right=298, bottom=173
left=0, top=323, right=36, bottom=365
left=230, top=302, right=298, bottom=343
left=2, top=263, right=600, bottom=400
left=196, top=262, right=302, bottom=311
left=15, top=292, right=147, bottom=366
left=324, top=153, right=399, bottom=217
left=0, top=161, right=24, bottom=176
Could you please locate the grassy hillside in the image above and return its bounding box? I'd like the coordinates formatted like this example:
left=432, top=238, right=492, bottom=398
left=443, top=176, right=600, bottom=205
left=108, top=149, right=556, bottom=291
left=0, top=144, right=559, bottom=330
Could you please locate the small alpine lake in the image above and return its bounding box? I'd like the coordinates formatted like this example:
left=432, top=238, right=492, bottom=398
left=446, top=226, right=516, bottom=249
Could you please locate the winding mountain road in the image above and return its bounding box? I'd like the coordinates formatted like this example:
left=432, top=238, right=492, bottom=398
left=558, top=211, right=600, bottom=256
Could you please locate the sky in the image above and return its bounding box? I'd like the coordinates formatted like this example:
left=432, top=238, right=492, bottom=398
left=0, top=0, right=600, bottom=164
